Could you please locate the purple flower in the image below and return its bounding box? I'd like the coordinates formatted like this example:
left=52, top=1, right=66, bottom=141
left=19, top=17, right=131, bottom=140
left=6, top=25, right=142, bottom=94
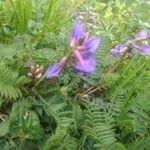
left=136, top=30, right=150, bottom=40
left=111, top=48, right=122, bottom=57
left=139, top=45, right=150, bottom=56
left=111, top=44, right=127, bottom=57
left=125, top=39, right=136, bottom=47
left=111, top=39, right=137, bottom=57
left=45, top=20, right=100, bottom=78
left=70, top=20, right=86, bottom=47
left=81, top=37, right=100, bottom=53
left=45, top=64, right=62, bottom=78
left=45, top=57, right=68, bottom=78
left=69, top=20, right=100, bottom=76
left=73, top=36, right=100, bottom=75
left=74, top=50, right=85, bottom=64
left=111, top=30, right=150, bottom=58
left=73, top=53, right=96, bottom=76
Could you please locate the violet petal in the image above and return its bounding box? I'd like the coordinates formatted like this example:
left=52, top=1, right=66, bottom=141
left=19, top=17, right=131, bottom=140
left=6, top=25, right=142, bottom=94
left=74, top=53, right=96, bottom=76
left=136, top=30, right=149, bottom=40
left=111, top=43, right=128, bottom=57
left=140, top=45, right=150, bottom=55
left=82, top=37, right=100, bottom=53
left=45, top=63, right=62, bottom=78
left=111, top=48, right=122, bottom=57
left=70, top=20, right=85, bottom=47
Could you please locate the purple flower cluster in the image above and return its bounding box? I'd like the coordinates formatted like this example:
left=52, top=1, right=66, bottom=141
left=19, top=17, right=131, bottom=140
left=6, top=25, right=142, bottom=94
left=45, top=20, right=100, bottom=78
left=111, top=30, right=150, bottom=57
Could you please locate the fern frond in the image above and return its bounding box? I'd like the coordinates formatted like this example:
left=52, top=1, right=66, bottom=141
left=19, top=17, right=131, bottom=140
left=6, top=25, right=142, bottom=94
left=43, top=125, right=77, bottom=150
left=84, top=106, right=116, bottom=150
left=0, top=65, right=27, bottom=99
left=0, top=44, right=17, bottom=61
left=41, top=98, right=73, bottom=127
left=129, top=93, right=150, bottom=136
left=128, top=134, right=150, bottom=150
left=43, top=125, right=67, bottom=150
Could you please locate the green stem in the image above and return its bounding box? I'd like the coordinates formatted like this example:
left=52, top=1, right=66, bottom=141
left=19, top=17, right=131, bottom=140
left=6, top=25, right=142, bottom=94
left=107, top=54, right=126, bottom=74
left=32, top=73, right=46, bottom=89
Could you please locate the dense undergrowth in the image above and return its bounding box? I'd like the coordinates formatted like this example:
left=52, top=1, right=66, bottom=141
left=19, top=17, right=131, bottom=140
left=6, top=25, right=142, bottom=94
left=0, top=0, right=150, bottom=150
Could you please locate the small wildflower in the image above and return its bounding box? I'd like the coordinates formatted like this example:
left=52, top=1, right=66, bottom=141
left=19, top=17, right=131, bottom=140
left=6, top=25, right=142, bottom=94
left=45, top=57, right=68, bottom=78
left=139, top=45, right=150, bottom=56
left=111, top=30, right=150, bottom=57
left=73, top=53, right=96, bottom=76
left=136, top=30, right=150, bottom=41
left=81, top=37, right=100, bottom=53
left=28, top=64, right=44, bottom=79
left=111, top=44, right=128, bottom=57
left=46, top=20, right=100, bottom=78
left=70, top=21, right=100, bottom=76
left=70, top=20, right=85, bottom=48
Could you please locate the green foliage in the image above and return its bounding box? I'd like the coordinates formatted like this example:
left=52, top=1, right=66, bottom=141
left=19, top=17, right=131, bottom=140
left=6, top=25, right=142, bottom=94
left=84, top=107, right=117, bottom=150
left=0, top=65, right=28, bottom=99
left=0, top=119, right=9, bottom=137
left=129, top=93, right=150, bottom=136
left=9, top=101, right=43, bottom=139
left=10, top=0, right=33, bottom=33
left=43, top=126, right=67, bottom=150
left=0, top=0, right=149, bottom=149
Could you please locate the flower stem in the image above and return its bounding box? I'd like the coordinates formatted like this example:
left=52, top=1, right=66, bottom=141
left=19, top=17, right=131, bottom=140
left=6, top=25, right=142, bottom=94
left=32, top=73, right=46, bottom=89
left=107, top=54, right=126, bottom=74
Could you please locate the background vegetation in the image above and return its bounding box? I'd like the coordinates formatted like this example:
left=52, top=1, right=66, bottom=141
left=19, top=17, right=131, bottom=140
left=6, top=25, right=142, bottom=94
left=0, top=0, right=149, bottom=150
